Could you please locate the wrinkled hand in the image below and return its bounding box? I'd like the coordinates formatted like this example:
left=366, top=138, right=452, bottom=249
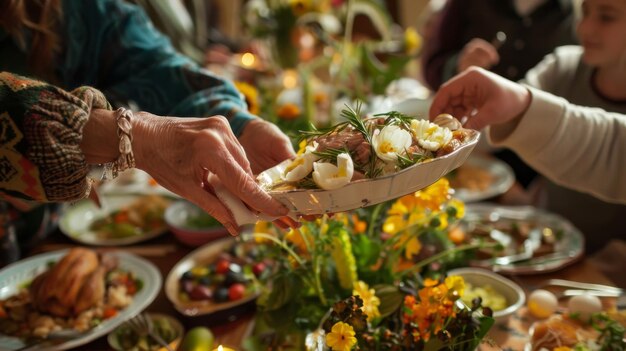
left=238, top=118, right=296, bottom=174
left=429, top=67, right=531, bottom=130
left=132, top=114, right=289, bottom=236
left=458, top=38, right=500, bottom=73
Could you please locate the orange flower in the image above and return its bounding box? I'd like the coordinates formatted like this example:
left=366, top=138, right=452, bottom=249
left=277, top=103, right=301, bottom=120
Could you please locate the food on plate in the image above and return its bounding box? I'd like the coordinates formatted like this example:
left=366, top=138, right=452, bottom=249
left=460, top=217, right=560, bottom=260
left=461, top=283, right=507, bottom=312
left=260, top=105, right=476, bottom=191
left=109, top=314, right=182, bottom=351
left=448, top=163, right=494, bottom=192
left=529, top=313, right=626, bottom=351
left=528, top=289, right=559, bottom=319
left=178, top=245, right=269, bottom=305
left=0, top=248, right=141, bottom=339
left=568, top=294, right=603, bottom=322
left=89, top=195, right=170, bottom=239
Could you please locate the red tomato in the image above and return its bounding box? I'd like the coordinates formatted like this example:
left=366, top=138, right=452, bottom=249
left=252, top=262, right=266, bottom=277
left=228, top=283, right=245, bottom=301
left=215, top=259, right=230, bottom=274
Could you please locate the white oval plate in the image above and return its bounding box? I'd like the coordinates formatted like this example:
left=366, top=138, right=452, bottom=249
left=0, top=250, right=161, bottom=351
left=447, top=155, right=515, bottom=203
left=98, top=169, right=178, bottom=198
left=59, top=195, right=169, bottom=246
left=257, top=131, right=480, bottom=215
left=165, top=237, right=259, bottom=317
left=465, top=204, right=585, bottom=274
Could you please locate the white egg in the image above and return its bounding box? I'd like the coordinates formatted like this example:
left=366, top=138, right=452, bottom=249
left=527, top=289, right=558, bottom=319
left=567, top=294, right=602, bottom=322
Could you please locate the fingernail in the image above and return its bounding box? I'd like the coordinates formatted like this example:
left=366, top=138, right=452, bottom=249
left=225, top=223, right=239, bottom=237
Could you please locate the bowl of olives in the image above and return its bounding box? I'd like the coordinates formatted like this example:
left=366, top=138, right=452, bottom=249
left=165, top=237, right=270, bottom=317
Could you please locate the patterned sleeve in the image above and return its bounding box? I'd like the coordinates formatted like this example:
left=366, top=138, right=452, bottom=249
left=58, top=0, right=256, bottom=136
left=0, top=72, right=110, bottom=202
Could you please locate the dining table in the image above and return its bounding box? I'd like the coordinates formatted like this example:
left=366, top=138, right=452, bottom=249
left=20, top=221, right=620, bottom=351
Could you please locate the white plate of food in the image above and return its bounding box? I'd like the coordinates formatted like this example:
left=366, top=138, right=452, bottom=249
left=446, top=155, right=515, bottom=203
left=59, top=194, right=171, bottom=246
left=460, top=204, right=585, bottom=274
left=0, top=248, right=161, bottom=351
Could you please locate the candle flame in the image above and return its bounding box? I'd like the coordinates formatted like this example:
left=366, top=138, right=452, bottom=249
left=218, top=345, right=224, bottom=351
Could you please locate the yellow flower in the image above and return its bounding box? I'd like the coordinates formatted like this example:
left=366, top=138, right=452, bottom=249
left=285, top=227, right=311, bottom=254
left=326, top=322, right=357, bottom=351
left=353, top=281, right=381, bottom=322
left=444, top=276, right=465, bottom=298
left=277, top=103, right=301, bottom=120
left=234, top=81, right=259, bottom=115
left=414, top=178, right=451, bottom=211
left=447, top=198, right=465, bottom=219
left=404, top=27, right=422, bottom=55
left=405, top=237, right=422, bottom=259
left=553, top=348, right=572, bottom=351
left=253, top=221, right=274, bottom=243
left=289, top=0, right=312, bottom=16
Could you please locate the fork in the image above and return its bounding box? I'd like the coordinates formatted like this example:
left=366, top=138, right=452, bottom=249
left=125, top=313, right=175, bottom=351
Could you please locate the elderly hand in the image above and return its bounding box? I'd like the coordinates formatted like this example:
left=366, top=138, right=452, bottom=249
left=429, top=67, right=531, bottom=130
left=130, top=114, right=289, bottom=235
left=238, top=118, right=296, bottom=174
left=457, top=38, right=500, bottom=73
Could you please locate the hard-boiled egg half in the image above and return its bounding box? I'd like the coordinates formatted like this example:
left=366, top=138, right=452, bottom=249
left=312, top=153, right=354, bottom=190
left=372, top=125, right=412, bottom=162
left=410, top=119, right=452, bottom=151
left=283, top=142, right=320, bottom=182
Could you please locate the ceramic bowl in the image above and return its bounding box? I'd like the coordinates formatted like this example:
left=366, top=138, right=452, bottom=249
left=448, top=267, right=525, bottom=323
left=164, top=200, right=229, bottom=246
left=107, top=313, right=184, bottom=351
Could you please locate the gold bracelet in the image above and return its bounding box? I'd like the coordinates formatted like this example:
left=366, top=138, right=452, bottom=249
left=102, top=107, right=135, bottom=180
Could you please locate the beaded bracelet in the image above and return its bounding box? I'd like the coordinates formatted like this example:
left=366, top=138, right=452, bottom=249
left=102, top=107, right=135, bottom=180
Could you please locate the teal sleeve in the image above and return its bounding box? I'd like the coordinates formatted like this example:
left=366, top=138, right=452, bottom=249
left=58, top=0, right=254, bottom=136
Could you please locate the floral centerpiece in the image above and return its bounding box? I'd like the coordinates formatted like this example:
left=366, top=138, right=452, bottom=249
left=241, top=179, right=497, bottom=350
left=239, top=0, right=423, bottom=136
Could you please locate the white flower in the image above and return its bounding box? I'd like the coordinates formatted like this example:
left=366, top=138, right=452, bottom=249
left=410, top=119, right=453, bottom=151
left=312, top=153, right=354, bottom=190
left=284, top=142, right=320, bottom=182
left=372, top=125, right=412, bottom=162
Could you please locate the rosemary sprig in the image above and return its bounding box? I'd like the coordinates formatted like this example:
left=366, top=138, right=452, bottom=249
left=397, top=151, right=431, bottom=170
left=313, top=147, right=350, bottom=163
left=375, top=110, right=414, bottom=130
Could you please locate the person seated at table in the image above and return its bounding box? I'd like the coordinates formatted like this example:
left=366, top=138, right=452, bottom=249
left=429, top=67, right=626, bottom=205
left=517, top=0, right=626, bottom=254
left=421, top=0, right=578, bottom=189
left=0, top=0, right=297, bottom=237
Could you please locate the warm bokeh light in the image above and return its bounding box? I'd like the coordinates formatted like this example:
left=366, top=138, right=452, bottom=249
left=241, top=52, right=256, bottom=68
left=282, top=70, right=298, bottom=89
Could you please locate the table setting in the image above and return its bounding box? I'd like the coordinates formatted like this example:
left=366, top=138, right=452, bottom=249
left=1, top=1, right=625, bottom=351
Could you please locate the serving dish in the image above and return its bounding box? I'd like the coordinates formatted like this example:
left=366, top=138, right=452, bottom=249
left=164, top=200, right=229, bottom=247
left=462, top=204, right=585, bottom=274
left=108, top=313, right=184, bottom=351
left=447, top=155, right=515, bottom=202
left=165, top=237, right=263, bottom=317
left=0, top=250, right=161, bottom=351
left=59, top=194, right=170, bottom=246
left=448, top=267, right=525, bottom=324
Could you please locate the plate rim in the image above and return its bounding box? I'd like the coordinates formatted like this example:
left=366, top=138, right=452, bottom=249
left=0, top=249, right=162, bottom=351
